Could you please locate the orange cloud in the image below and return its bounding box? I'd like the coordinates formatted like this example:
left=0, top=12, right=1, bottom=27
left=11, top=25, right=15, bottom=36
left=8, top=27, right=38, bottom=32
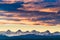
left=18, top=3, right=60, bottom=13
left=0, top=10, right=60, bottom=26
left=0, top=1, right=60, bottom=26
left=1, top=0, right=23, bottom=4
left=39, top=7, right=60, bottom=13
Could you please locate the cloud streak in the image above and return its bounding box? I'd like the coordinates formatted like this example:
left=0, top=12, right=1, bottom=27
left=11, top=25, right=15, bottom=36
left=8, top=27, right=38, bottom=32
left=0, top=0, right=60, bottom=26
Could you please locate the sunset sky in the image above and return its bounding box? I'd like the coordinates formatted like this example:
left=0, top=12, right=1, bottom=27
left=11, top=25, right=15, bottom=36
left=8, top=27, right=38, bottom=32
left=0, top=0, right=60, bottom=32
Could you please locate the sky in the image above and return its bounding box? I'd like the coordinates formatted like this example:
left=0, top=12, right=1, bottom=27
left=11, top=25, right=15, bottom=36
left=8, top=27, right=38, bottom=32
left=0, top=24, right=60, bottom=33
left=0, top=0, right=60, bottom=32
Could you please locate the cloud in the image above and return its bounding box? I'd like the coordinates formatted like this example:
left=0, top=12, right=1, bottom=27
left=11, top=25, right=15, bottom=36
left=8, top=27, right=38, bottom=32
left=0, top=0, right=23, bottom=4
left=0, top=10, right=60, bottom=26
left=24, top=0, right=43, bottom=3
left=0, top=1, right=60, bottom=26
left=0, top=0, right=43, bottom=4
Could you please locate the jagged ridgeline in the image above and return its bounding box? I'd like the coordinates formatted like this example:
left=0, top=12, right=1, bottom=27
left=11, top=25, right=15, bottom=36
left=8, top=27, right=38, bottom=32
left=0, top=30, right=60, bottom=37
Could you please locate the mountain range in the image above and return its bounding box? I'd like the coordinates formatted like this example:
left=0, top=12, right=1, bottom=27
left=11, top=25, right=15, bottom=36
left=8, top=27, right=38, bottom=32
left=0, top=30, right=60, bottom=40
left=0, top=30, right=60, bottom=37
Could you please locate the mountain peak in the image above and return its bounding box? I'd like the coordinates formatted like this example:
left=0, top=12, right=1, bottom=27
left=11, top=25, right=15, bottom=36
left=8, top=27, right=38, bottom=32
left=17, top=30, right=22, bottom=32
left=6, top=30, right=12, bottom=34
left=45, top=30, right=50, bottom=33
left=16, top=30, right=22, bottom=33
left=6, top=30, right=11, bottom=32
